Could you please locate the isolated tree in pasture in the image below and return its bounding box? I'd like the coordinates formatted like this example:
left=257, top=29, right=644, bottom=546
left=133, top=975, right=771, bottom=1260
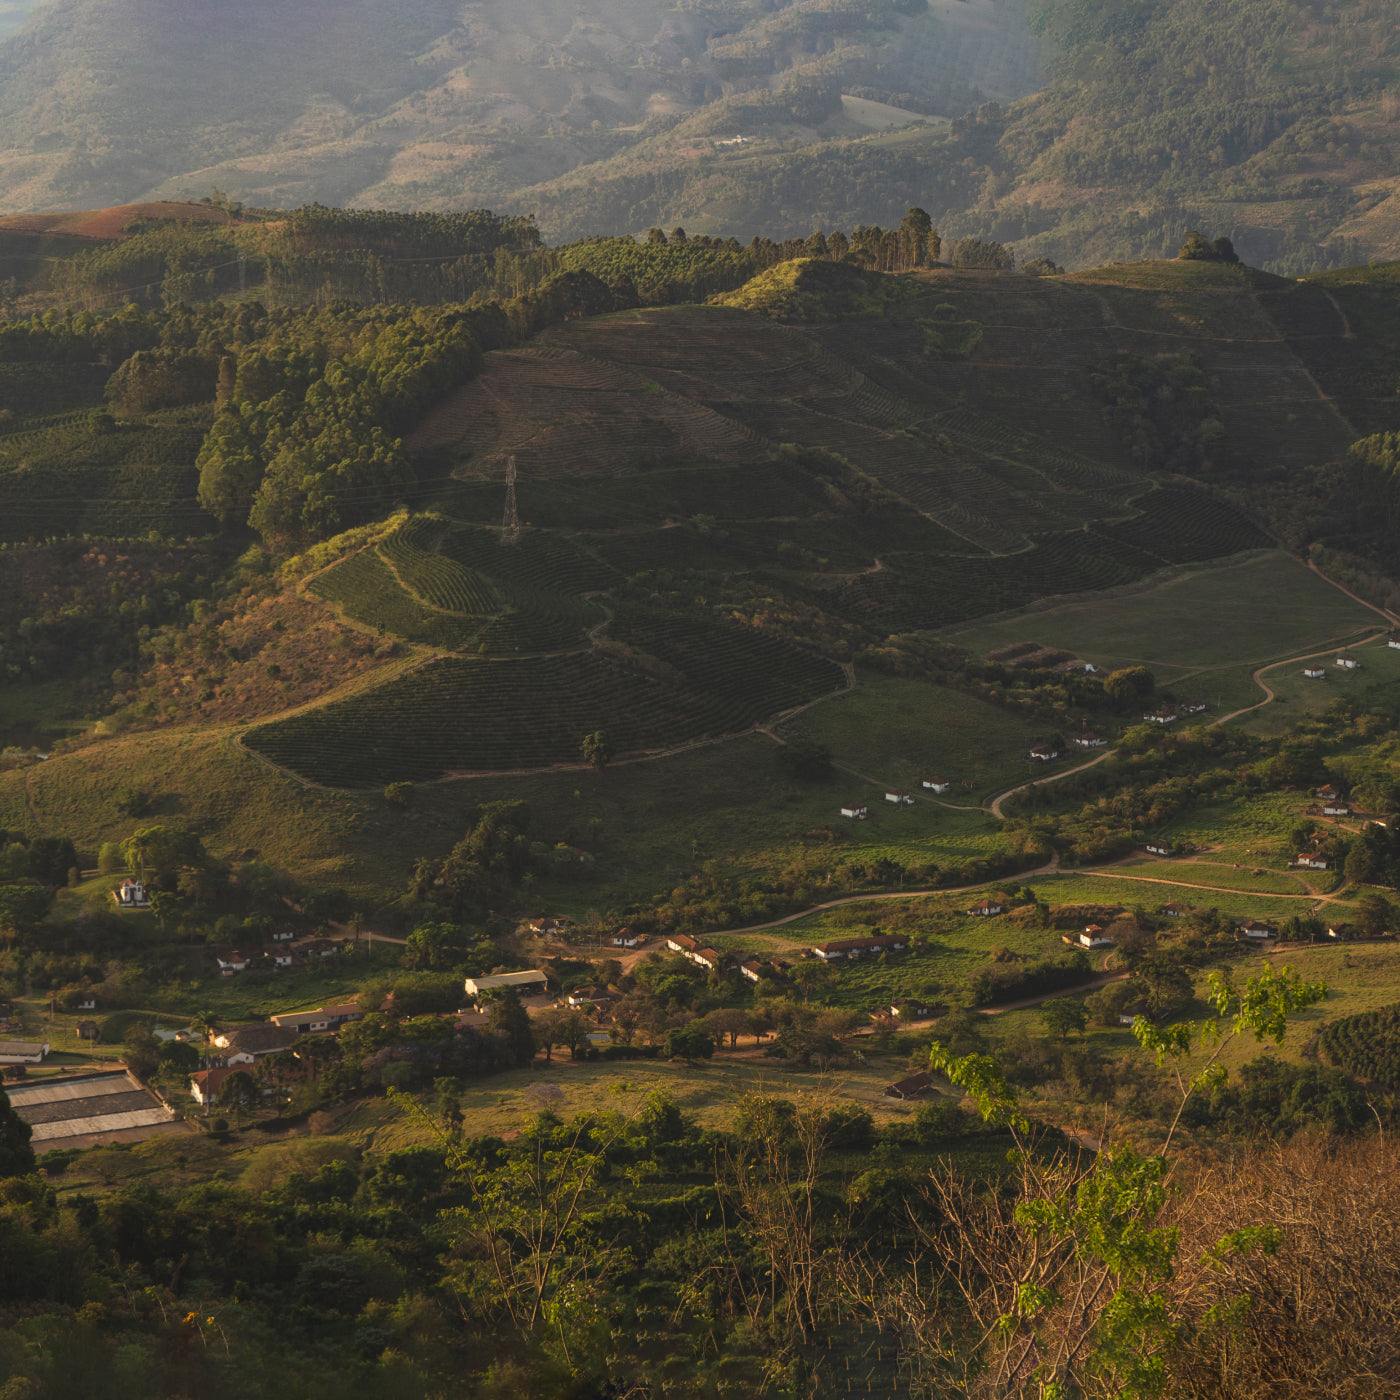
left=581, top=730, right=613, bottom=770
left=1041, top=997, right=1090, bottom=1039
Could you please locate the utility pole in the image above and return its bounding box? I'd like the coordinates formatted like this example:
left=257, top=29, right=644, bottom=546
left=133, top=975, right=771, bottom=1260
left=501, top=456, right=520, bottom=545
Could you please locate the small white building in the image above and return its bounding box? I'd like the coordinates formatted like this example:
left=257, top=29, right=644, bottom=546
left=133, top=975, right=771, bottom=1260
left=1075, top=733, right=1107, bottom=749
left=1323, top=803, right=1351, bottom=817
left=1237, top=921, right=1276, bottom=941
left=112, top=878, right=150, bottom=910
left=922, top=777, right=952, bottom=793
left=1029, top=746, right=1058, bottom=762
left=884, top=788, right=914, bottom=805
left=1079, top=926, right=1114, bottom=949
left=215, top=950, right=250, bottom=973
left=1144, top=842, right=1172, bottom=856
left=1389, top=631, right=1400, bottom=650
left=1294, top=854, right=1329, bottom=870
left=968, top=898, right=1004, bottom=917
left=1143, top=710, right=1179, bottom=725
left=611, top=928, right=641, bottom=948
left=1303, top=665, right=1326, bottom=679
left=0, top=1040, right=48, bottom=1066
left=840, top=802, right=869, bottom=819
left=1336, top=654, right=1360, bottom=670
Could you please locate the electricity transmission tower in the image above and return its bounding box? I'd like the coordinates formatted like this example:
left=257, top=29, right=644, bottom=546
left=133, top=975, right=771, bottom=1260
left=501, top=456, right=520, bottom=544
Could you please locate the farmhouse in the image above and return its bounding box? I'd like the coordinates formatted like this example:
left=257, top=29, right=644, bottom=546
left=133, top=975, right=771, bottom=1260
left=0, top=1041, right=48, bottom=1065
left=189, top=1067, right=240, bottom=1105
left=611, top=928, right=642, bottom=948
left=214, top=950, right=250, bottom=973
left=884, top=1072, right=933, bottom=1100
left=1303, top=665, right=1326, bottom=679
left=740, top=958, right=785, bottom=983
left=1075, top=733, right=1107, bottom=748
left=812, top=935, right=907, bottom=961
left=1159, top=902, right=1190, bottom=917
left=922, top=777, right=952, bottom=793
left=268, top=1003, right=362, bottom=1034
left=689, top=947, right=722, bottom=971
left=890, top=997, right=937, bottom=1020
left=76, top=1020, right=100, bottom=1042
left=1316, top=784, right=1341, bottom=802
left=1179, top=700, right=1208, bottom=715
left=1029, top=744, right=1058, bottom=761
left=1391, top=631, right=1400, bottom=650
left=840, top=802, right=869, bottom=819
left=666, top=934, right=699, bottom=954
left=1336, top=654, right=1360, bottom=670
left=112, top=878, right=150, bottom=910
left=566, top=986, right=618, bottom=1008
left=1294, top=854, right=1329, bottom=870
left=885, top=788, right=914, bottom=805
left=271, top=929, right=295, bottom=942
left=1143, top=709, right=1179, bottom=724
left=267, top=951, right=295, bottom=969
left=1236, top=921, right=1276, bottom=942
left=212, top=1025, right=299, bottom=1063
left=1324, top=802, right=1351, bottom=817
left=968, top=897, right=1004, bottom=917
left=1144, top=842, right=1173, bottom=857
left=302, top=938, right=339, bottom=959
left=463, top=970, right=550, bottom=998
left=1079, top=925, right=1114, bottom=949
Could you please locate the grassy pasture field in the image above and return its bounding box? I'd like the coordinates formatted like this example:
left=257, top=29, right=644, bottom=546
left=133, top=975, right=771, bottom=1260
left=1023, top=872, right=1344, bottom=924
left=942, top=550, right=1380, bottom=684
left=777, top=672, right=1063, bottom=802
left=0, top=719, right=1010, bottom=915
left=1237, top=633, right=1400, bottom=736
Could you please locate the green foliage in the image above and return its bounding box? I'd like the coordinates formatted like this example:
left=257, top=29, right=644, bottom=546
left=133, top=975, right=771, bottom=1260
left=1178, top=231, right=1240, bottom=264
left=965, top=950, right=1092, bottom=1008
left=579, top=730, right=612, bottom=770
left=713, top=257, right=905, bottom=321
left=1040, top=997, right=1089, bottom=1039
left=950, top=237, right=1015, bottom=271
left=0, top=1088, right=34, bottom=1178
left=665, top=1020, right=716, bottom=1060
left=1318, top=1003, right=1400, bottom=1092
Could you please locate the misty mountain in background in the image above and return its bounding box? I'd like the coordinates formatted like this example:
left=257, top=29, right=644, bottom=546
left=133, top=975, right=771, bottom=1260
left=0, top=0, right=1396, bottom=272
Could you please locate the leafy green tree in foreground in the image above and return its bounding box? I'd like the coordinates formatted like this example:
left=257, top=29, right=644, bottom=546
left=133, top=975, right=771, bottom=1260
left=896, top=963, right=1325, bottom=1399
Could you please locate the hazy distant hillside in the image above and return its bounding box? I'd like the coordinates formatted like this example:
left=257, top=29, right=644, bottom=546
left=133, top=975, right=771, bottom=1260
left=0, top=0, right=1042, bottom=222
left=0, top=0, right=1397, bottom=271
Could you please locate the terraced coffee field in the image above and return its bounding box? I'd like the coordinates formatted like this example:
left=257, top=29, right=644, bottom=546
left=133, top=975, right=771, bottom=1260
left=242, top=621, right=846, bottom=787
